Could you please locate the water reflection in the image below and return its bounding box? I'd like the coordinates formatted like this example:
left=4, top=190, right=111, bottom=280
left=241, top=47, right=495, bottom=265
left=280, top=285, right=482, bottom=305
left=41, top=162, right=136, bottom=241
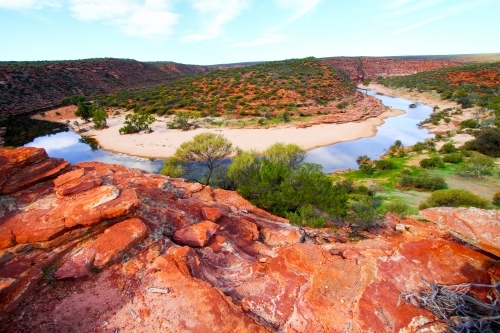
left=25, top=131, right=163, bottom=173
left=304, top=90, right=434, bottom=173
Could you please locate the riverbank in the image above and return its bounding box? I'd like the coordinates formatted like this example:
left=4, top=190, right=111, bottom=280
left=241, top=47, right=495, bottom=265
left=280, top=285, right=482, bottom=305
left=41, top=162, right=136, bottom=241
left=33, top=95, right=405, bottom=159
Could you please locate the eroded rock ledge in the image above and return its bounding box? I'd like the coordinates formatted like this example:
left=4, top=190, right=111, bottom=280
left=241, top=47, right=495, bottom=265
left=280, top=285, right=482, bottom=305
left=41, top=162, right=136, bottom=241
left=0, top=147, right=498, bottom=332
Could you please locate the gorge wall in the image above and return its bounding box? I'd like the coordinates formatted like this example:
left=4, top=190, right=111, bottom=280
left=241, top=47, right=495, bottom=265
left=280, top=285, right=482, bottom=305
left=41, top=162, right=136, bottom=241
left=0, top=147, right=499, bottom=332
left=0, top=59, right=209, bottom=117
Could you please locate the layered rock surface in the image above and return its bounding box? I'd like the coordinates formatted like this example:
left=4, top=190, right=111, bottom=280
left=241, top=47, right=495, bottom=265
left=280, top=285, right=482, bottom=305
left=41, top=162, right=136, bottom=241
left=0, top=147, right=498, bottom=332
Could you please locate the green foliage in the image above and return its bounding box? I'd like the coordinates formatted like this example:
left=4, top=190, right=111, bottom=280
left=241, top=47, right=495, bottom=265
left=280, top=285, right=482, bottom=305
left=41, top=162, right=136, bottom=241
left=167, top=112, right=191, bottom=130
left=438, top=142, right=458, bottom=154
left=286, top=205, right=326, bottom=228
left=170, top=132, right=235, bottom=185
left=92, top=108, right=108, bottom=129
left=412, top=140, right=436, bottom=153
left=460, top=119, right=479, bottom=129
left=419, top=156, right=445, bottom=169
left=442, top=153, right=463, bottom=163
left=159, top=157, right=184, bottom=178
left=61, top=95, right=86, bottom=106
left=419, top=189, right=490, bottom=209
left=119, top=112, right=155, bottom=134
left=375, top=159, right=396, bottom=170
left=456, top=154, right=495, bottom=178
left=384, top=201, right=410, bottom=218
left=356, top=155, right=371, bottom=165
left=399, top=173, right=447, bottom=190
left=75, top=102, right=95, bottom=122
left=359, top=163, right=374, bottom=175
left=363, top=78, right=372, bottom=86
left=228, top=143, right=348, bottom=223
left=470, top=128, right=500, bottom=157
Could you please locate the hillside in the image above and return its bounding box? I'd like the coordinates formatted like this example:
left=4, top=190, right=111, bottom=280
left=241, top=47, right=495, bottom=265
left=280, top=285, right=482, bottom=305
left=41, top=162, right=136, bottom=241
left=377, top=62, right=500, bottom=111
left=100, top=57, right=357, bottom=117
left=322, top=54, right=500, bottom=82
left=0, top=58, right=209, bottom=117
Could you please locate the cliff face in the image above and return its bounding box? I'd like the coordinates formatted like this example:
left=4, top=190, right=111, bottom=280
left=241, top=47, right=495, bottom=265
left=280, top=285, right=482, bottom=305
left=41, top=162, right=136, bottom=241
left=0, top=58, right=209, bottom=117
left=0, top=147, right=499, bottom=332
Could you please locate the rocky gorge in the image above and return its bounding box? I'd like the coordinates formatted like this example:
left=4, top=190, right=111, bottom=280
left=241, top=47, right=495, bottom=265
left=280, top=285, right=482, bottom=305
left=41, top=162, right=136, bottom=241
left=0, top=147, right=499, bottom=332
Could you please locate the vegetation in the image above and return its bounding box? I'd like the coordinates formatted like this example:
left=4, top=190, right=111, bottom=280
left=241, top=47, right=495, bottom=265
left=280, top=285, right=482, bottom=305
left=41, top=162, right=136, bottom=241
left=419, top=156, right=445, bottom=169
left=119, top=112, right=155, bottom=134
left=161, top=133, right=235, bottom=185
left=92, top=108, right=108, bottom=129
left=419, top=189, right=491, bottom=209
left=456, top=154, right=495, bottom=178
left=493, top=191, right=500, bottom=204
left=99, top=57, right=355, bottom=118
left=378, top=62, right=500, bottom=114
left=399, top=172, right=447, bottom=190
left=468, top=128, right=500, bottom=157
left=227, top=143, right=351, bottom=227
left=75, top=102, right=95, bottom=122
left=61, top=94, right=86, bottom=106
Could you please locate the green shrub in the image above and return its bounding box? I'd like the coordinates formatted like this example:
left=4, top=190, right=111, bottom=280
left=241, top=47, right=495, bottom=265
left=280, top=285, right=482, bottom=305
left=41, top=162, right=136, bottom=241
left=419, top=157, right=444, bottom=169
left=470, top=128, right=500, bottom=157
left=359, top=163, right=374, bottom=175
left=493, top=191, right=500, bottom=204
left=399, top=173, right=447, bottom=190
left=438, top=142, right=458, bottom=154
left=442, top=153, right=463, bottom=163
left=384, top=201, right=410, bottom=218
left=460, top=119, right=479, bottom=129
left=286, top=205, right=326, bottom=228
left=375, top=159, right=396, bottom=171
left=456, top=154, right=495, bottom=178
left=419, top=189, right=490, bottom=209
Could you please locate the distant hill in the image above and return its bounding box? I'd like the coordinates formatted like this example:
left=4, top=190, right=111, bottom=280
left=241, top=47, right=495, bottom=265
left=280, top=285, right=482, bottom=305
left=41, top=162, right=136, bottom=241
left=322, top=54, right=500, bottom=82
left=0, top=58, right=209, bottom=116
left=377, top=61, right=500, bottom=110
left=100, top=57, right=356, bottom=116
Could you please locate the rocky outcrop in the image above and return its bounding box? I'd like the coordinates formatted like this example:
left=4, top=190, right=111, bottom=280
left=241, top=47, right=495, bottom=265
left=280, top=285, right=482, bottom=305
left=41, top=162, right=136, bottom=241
left=0, top=58, right=209, bottom=116
left=0, top=147, right=499, bottom=332
left=421, top=207, right=500, bottom=257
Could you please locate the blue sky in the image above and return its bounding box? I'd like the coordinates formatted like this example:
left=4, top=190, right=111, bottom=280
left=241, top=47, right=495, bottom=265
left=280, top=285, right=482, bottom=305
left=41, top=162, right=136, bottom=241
left=1, top=0, right=499, bottom=65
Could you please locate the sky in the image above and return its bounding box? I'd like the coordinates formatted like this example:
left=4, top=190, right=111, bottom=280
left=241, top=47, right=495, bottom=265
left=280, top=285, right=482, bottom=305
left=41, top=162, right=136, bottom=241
left=0, top=0, right=499, bottom=65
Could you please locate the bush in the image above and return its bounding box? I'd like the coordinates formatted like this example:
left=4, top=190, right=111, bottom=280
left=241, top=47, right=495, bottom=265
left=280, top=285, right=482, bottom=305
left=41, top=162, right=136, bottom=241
left=359, top=163, right=374, bottom=175
left=384, top=201, right=410, bottom=218
left=419, top=156, right=444, bottom=169
left=442, top=153, right=463, bottom=163
left=419, top=189, right=490, bottom=209
left=119, top=111, right=155, bottom=134
left=438, top=142, right=458, bottom=154
left=470, top=128, right=500, bottom=157
left=460, top=119, right=479, bottom=129
left=399, top=173, right=447, bottom=190
left=456, top=154, right=495, bottom=178
left=493, top=191, right=500, bottom=204
left=375, top=159, right=396, bottom=171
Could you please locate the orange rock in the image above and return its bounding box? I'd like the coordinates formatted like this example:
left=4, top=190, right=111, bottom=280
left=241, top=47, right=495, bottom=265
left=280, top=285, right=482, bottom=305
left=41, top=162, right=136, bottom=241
left=53, top=168, right=85, bottom=187
left=0, top=226, right=15, bottom=249
left=421, top=207, right=500, bottom=257
left=173, top=221, right=219, bottom=247
left=0, top=147, right=48, bottom=188
left=55, top=171, right=102, bottom=198
left=201, top=207, right=223, bottom=222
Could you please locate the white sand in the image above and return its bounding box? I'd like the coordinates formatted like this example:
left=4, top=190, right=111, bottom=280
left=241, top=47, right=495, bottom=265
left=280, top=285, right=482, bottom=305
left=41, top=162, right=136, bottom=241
left=77, top=108, right=405, bottom=159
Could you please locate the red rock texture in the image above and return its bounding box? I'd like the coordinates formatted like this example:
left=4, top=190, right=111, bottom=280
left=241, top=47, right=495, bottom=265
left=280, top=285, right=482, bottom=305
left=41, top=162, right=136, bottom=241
left=421, top=207, right=500, bottom=257
left=173, top=220, right=219, bottom=247
left=0, top=147, right=499, bottom=332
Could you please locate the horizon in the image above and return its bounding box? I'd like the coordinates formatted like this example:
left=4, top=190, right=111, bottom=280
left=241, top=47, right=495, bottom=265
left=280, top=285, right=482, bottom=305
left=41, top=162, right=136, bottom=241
left=1, top=1, right=499, bottom=65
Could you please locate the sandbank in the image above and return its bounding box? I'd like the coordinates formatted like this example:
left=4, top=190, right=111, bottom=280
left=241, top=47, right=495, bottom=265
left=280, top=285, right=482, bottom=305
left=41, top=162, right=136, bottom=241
left=73, top=108, right=405, bottom=159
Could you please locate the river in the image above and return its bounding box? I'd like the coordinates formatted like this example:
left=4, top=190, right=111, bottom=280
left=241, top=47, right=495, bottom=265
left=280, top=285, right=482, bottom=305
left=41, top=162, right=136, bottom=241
left=24, top=90, right=433, bottom=173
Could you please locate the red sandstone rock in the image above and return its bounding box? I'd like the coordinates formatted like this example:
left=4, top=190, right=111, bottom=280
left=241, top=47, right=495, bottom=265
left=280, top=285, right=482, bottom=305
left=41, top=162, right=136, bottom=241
left=53, top=168, right=84, bottom=187
left=173, top=221, right=219, bottom=247
left=0, top=226, right=15, bottom=249
left=201, top=207, right=223, bottom=222
left=421, top=207, right=500, bottom=257
left=55, top=171, right=102, bottom=198
left=55, top=218, right=148, bottom=279
left=0, top=147, right=48, bottom=188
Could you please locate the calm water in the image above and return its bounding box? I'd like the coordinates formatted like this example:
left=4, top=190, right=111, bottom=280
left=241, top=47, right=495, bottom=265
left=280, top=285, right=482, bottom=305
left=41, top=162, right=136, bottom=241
left=305, top=90, right=434, bottom=173
left=24, top=90, right=433, bottom=173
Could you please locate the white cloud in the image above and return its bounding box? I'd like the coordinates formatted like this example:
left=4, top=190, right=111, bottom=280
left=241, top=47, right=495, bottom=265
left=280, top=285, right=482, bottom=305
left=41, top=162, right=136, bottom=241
left=182, top=0, right=249, bottom=41
left=275, top=0, right=321, bottom=23
left=235, top=33, right=286, bottom=47
left=69, top=0, right=178, bottom=39
left=0, top=0, right=60, bottom=10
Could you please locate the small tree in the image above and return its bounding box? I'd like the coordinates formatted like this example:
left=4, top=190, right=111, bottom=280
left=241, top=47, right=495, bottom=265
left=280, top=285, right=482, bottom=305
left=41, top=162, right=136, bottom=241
left=168, top=132, right=236, bottom=185
left=75, top=102, right=95, bottom=122
left=159, top=157, right=184, bottom=178
left=119, top=112, right=155, bottom=134
left=167, top=112, right=191, bottom=131
left=92, top=108, right=108, bottom=129
left=456, top=154, right=495, bottom=179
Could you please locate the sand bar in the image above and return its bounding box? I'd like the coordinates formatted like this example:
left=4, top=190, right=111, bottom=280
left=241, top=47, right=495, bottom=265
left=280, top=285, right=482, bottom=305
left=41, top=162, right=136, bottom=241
left=71, top=107, right=403, bottom=159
